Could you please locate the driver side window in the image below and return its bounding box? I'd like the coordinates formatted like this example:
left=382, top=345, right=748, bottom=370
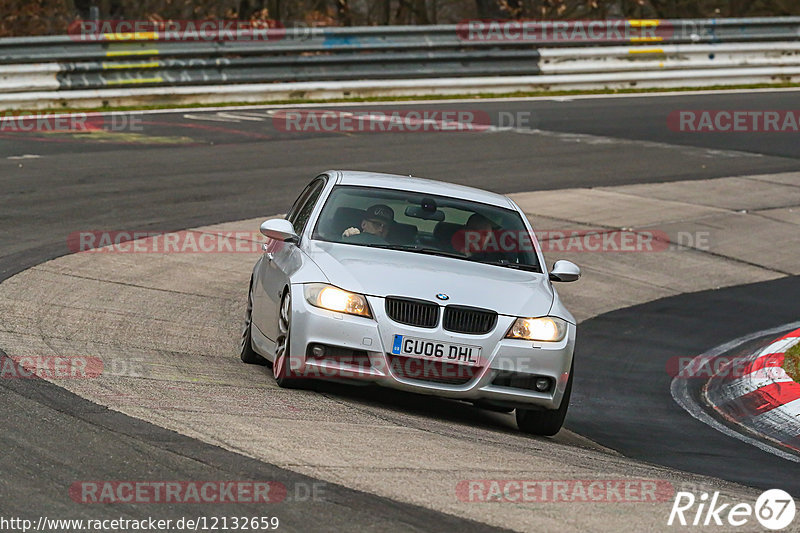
left=287, top=178, right=326, bottom=238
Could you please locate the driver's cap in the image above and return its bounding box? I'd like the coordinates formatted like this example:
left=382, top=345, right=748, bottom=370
left=365, top=204, right=394, bottom=225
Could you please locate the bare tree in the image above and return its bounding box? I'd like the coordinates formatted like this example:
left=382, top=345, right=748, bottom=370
left=396, top=0, right=431, bottom=24
left=375, top=0, right=391, bottom=24
left=5, top=0, right=800, bottom=36
left=335, top=0, right=352, bottom=25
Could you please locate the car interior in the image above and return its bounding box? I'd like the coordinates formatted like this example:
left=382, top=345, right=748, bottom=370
left=311, top=186, right=540, bottom=271
left=325, top=206, right=465, bottom=249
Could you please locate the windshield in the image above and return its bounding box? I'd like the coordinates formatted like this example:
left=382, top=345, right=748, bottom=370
left=311, top=185, right=541, bottom=272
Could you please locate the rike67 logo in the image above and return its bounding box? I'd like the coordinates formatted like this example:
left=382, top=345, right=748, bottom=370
left=669, top=489, right=796, bottom=530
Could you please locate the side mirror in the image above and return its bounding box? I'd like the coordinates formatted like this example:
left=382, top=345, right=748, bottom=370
left=260, top=219, right=299, bottom=243
left=549, top=260, right=581, bottom=282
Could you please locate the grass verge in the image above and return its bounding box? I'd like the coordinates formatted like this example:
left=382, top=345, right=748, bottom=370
left=783, top=342, right=800, bottom=382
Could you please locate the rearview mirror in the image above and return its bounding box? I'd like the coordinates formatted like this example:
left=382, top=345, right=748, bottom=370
left=260, top=219, right=299, bottom=243
left=549, top=260, right=581, bottom=282
left=405, top=205, right=445, bottom=221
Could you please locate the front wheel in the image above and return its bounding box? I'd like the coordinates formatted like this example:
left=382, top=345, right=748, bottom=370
left=240, top=275, right=268, bottom=365
left=273, top=290, right=306, bottom=389
left=516, top=362, right=573, bottom=436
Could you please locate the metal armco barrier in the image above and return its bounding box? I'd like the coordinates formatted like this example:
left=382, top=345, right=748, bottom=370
left=1, top=17, right=799, bottom=109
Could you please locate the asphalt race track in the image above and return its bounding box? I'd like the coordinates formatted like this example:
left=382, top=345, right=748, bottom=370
left=572, top=275, right=800, bottom=496
left=2, top=89, right=800, bottom=528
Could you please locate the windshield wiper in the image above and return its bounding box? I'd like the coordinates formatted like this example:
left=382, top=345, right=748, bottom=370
left=363, top=243, right=467, bottom=259
left=362, top=244, right=540, bottom=271
left=401, top=246, right=467, bottom=259
left=470, top=259, right=541, bottom=272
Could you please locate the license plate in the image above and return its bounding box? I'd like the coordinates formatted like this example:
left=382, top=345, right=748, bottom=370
left=391, top=335, right=482, bottom=366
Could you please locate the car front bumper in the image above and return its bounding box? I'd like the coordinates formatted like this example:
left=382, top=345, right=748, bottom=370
left=288, top=285, right=575, bottom=410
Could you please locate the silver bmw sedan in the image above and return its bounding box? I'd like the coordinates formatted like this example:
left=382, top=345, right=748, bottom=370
left=241, top=170, right=580, bottom=436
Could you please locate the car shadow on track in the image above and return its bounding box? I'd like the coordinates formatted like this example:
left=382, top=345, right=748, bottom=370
left=252, top=368, right=594, bottom=449
left=253, top=365, right=518, bottom=430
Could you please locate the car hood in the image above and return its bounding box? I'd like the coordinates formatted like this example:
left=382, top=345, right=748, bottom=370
left=304, top=241, right=554, bottom=317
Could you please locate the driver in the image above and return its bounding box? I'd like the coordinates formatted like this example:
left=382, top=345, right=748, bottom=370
left=464, top=213, right=494, bottom=257
left=342, top=204, right=394, bottom=243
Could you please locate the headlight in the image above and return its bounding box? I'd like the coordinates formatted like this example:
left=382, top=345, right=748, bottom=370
left=304, top=284, right=372, bottom=318
left=505, top=317, right=567, bottom=342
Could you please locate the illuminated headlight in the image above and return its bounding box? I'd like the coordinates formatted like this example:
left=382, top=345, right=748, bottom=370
left=505, top=317, right=567, bottom=342
left=304, top=284, right=372, bottom=318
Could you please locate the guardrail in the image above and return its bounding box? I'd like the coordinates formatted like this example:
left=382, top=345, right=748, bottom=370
left=1, top=17, right=799, bottom=109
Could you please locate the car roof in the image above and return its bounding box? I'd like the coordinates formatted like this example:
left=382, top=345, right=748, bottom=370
left=329, top=170, right=516, bottom=209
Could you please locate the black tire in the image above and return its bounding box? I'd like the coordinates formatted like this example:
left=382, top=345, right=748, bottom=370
left=273, top=290, right=306, bottom=389
left=516, top=362, right=573, bottom=436
left=240, top=275, right=268, bottom=365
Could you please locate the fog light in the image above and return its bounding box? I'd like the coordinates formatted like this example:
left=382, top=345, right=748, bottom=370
left=311, top=344, right=326, bottom=358
left=535, top=377, right=551, bottom=392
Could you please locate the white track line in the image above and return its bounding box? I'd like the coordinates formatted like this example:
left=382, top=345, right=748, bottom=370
left=10, top=86, right=800, bottom=120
